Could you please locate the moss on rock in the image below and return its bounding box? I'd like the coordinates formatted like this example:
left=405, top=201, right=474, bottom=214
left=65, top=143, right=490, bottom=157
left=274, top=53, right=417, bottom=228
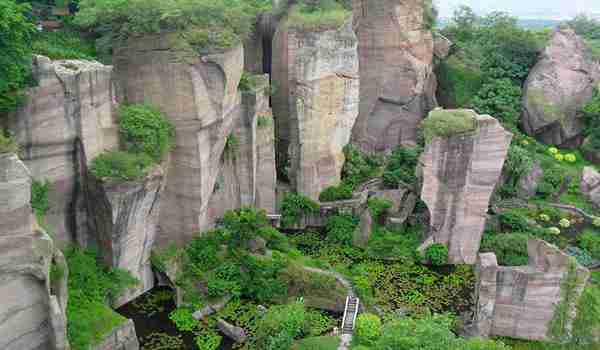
left=422, top=109, right=478, bottom=141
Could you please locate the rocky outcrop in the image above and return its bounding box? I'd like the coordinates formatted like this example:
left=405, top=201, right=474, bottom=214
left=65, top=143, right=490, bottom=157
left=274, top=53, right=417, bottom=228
left=0, top=153, right=69, bottom=350
left=420, top=110, right=512, bottom=264
left=517, top=161, right=544, bottom=199
left=86, top=165, right=166, bottom=307
left=91, top=319, right=138, bottom=350
left=272, top=15, right=359, bottom=200
left=207, top=75, right=277, bottom=221
left=472, top=239, right=590, bottom=341
left=581, top=166, right=600, bottom=209
left=6, top=55, right=119, bottom=244
left=433, top=32, right=452, bottom=60
left=217, top=318, right=247, bottom=343
left=351, top=0, right=437, bottom=152
left=113, top=34, right=244, bottom=246
left=521, top=27, right=600, bottom=148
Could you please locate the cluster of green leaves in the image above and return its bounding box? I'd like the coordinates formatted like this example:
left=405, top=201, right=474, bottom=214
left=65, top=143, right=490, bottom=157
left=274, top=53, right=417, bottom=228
left=32, top=29, right=97, bottom=60
left=422, top=109, right=477, bottom=141
left=292, top=336, right=340, bottom=350
left=480, top=231, right=530, bottom=266
left=119, top=104, right=174, bottom=161
left=365, top=225, right=422, bottom=261
left=571, top=284, right=600, bottom=345
left=354, top=313, right=382, bottom=345
left=75, top=0, right=272, bottom=53
left=288, top=0, right=351, bottom=30
left=383, top=146, right=422, bottom=188
left=131, top=289, right=173, bottom=316
left=579, top=231, right=600, bottom=260
left=499, top=144, right=534, bottom=198
left=168, top=308, right=199, bottom=332
left=254, top=300, right=309, bottom=350
left=0, top=0, right=35, bottom=113
left=582, top=89, right=600, bottom=157
left=140, top=332, right=184, bottom=349
left=31, top=179, right=51, bottom=221
left=0, top=131, right=18, bottom=154
left=281, top=192, right=320, bottom=226
left=341, top=144, right=383, bottom=188
left=90, top=151, right=153, bottom=181
left=324, top=212, right=358, bottom=245
left=65, top=247, right=138, bottom=349
left=424, top=243, right=449, bottom=266
left=318, top=183, right=353, bottom=202
left=367, top=197, right=392, bottom=221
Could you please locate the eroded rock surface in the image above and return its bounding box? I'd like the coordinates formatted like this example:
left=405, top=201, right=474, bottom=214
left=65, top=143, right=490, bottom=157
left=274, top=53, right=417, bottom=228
left=420, top=110, right=512, bottom=264
left=272, top=16, right=359, bottom=199
left=351, top=0, right=437, bottom=152
left=113, top=34, right=244, bottom=246
left=0, top=153, right=69, bottom=350
left=522, top=27, right=600, bottom=147
left=86, top=165, right=166, bottom=307
left=6, top=55, right=119, bottom=244
left=581, top=166, right=600, bottom=209
left=472, top=239, right=589, bottom=341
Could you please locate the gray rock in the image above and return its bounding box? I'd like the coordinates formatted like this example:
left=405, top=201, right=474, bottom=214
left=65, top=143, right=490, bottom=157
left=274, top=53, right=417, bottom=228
left=517, top=161, right=543, bottom=198
left=433, top=32, right=453, bottom=59
left=247, top=236, right=267, bottom=254
left=192, top=296, right=232, bottom=320
left=581, top=166, right=600, bottom=209
left=217, top=318, right=247, bottom=343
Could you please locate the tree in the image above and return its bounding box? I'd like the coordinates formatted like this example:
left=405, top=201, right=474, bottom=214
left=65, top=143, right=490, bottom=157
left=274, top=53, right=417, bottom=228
left=0, top=0, right=35, bottom=113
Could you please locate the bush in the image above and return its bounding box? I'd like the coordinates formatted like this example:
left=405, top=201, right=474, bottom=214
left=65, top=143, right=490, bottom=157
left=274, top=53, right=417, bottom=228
left=536, top=166, right=565, bottom=199
left=367, top=197, right=393, bottom=221
left=0, top=131, right=18, bottom=154
left=259, top=226, right=291, bottom=252
left=319, top=183, right=353, bottom=202
left=366, top=226, right=422, bottom=261
left=254, top=300, right=307, bottom=349
left=498, top=210, right=530, bottom=232
left=168, top=308, right=198, bottom=332
left=32, top=29, right=96, bottom=60
left=435, top=55, right=483, bottom=108
left=422, top=109, right=477, bottom=141
left=119, top=104, right=174, bottom=161
left=579, top=231, right=600, bottom=259
left=222, top=207, right=268, bottom=249
left=472, top=78, right=522, bottom=130
left=355, top=313, right=382, bottom=344
left=288, top=0, right=351, bottom=30
left=383, top=146, right=422, bottom=188
left=90, top=151, right=153, bottom=181
left=480, top=232, right=529, bottom=266
left=31, top=179, right=51, bottom=220
left=424, top=243, right=449, bottom=266
left=194, top=330, right=222, bottom=350
left=281, top=192, right=320, bottom=227
left=341, top=144, right=383, bottom=189
left=325, top=213, right=358, bottom=245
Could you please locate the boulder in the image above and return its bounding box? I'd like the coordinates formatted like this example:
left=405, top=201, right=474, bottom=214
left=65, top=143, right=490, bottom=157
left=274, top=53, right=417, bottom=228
left=86, top=165, right=166, bottom=307
left=517, top=161, right=544, bottom=198
left=472, top=239, right=590, bottom=341
left=521, top=27, right=600, bottom=147
left=272, top=13, right=359, bottom=199
left=217, top=318, right=247, bottom=343
left=433, top=32, right=453, bottom=60
left=247, top=236, right=267, bottom=255
left=6, top=55, right=119, bottom=244
left=113, top=34, right=244, bottom=246
left=0, top=153, right=69, bottom=350
left=192, top=296, right=232, bottom=320
left=351, top=0, right=437, bottom=152
left=419, top=110, right=512, bottom=264
left=581, top=166, right=600, bottom=209
left=353, top=206, right=373, bottom=248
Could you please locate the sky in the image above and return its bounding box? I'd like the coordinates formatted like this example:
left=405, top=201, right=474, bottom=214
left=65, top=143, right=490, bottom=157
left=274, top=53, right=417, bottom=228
left=435, top=0, right=600, bottom=20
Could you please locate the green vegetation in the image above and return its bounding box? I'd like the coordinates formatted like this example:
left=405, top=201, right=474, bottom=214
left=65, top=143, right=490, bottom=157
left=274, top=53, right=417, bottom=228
left=365, top=226, right=422, bottom=261
left=287, top=0, right=351, bottom=30
left=90, top=151, right=153, bottom=181
left=424, top=243, right=449, bottom=266
left=579, top=231, right=600, bottom=259
left=119, top=104, right=175, bottom=161
left=341, top=145, right=383, bottom=188
left=568, top=15, right=600, bottom=60
left=422, top=109, right=477, bottom=141
left=383, top=146, right=422, bottom=189
left=325, top=212, right=358, bottom=245
left=65, top=247, right=138, bottom=350
left=0, top=131, right=18, bottom=154
left=367, top=197, right=392, bottom=221
left=32, top=29, right=97, bottom=60
left=31, top=179, right=51, bottom=222
left=480, top=232, right=530, bottom=266
left=281, top=192, right=320, bottom=227
left=549, top=259, right=586, bottom=342
left=582, top=89, right=600, bottom=157
left=435, top=55, right=483, bottom=108
left=75, top=0, right=273, bottom=53
left=319, top=183, right=353, bottom=202
left=0, top=0, right=35, bottom=113
left=354, top=313, right=382, bottom=345
left=572, top=284, right=600, bottom=345
left=293, top=336, right=340, bottom=350
left=224, top=133, right=239, bottom=156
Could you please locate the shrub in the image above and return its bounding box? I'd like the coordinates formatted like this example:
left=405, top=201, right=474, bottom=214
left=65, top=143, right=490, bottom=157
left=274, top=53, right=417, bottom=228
left=435, top=55, right=483, bottom=108
left=222, top=207, right=268, bottom=249
left=254, top=300, right=307, bottom=349
left=424, top=243, right=449, bottom=266
left=0, top=131, right=18, bottom=154
left=168, top=308, right=198, bottom=332
left=341, top=144, right=383, bottom=189
left=367, top=197, right=393, bottom=220
left=579, top=231, right=600, bottom=259
left=319, top=183, right=353, bottom=202
left=383, top=146, right=422, bottom=188
left=536, top=166, right=565, bottom=199
left=31, top=179, right=51, bottom=220
left=90, top=151, right=153, bottom=181
left=194, top=330, right=222, bottom=350
left=366, top=226, right=422, bottom=261
left=281, top=192, right=320, bottom=227
left=119, top=104, right=174, bottom=161
left=480, top=232, right=529, bottom=266
left=572, top=285, right=600, bottom=345
left=422, top=109, right=477, bottom=141
left=355, top=313, right=382, bottom=344
left=325, top=213, right=358, bottom=245
left=32, top=29, right=96, bottom=60
left=258, top=226, right=291, bottom=252
left=498, top=210, right=530, bottom=232
left=288, top=0, right=351, bottom=30
left=472, top=78, right=522, bottom=130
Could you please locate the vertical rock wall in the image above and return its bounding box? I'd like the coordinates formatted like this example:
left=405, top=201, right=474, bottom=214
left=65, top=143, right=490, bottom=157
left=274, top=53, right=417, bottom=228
left=351, top=0, right=437, bottom=152
left=5, top=56, right=119, bottom=244
left=420, top=110, right=512, bottom=264
left=113, top=34, right=244, bottom=246
left=0, top=153, right=69, bottom=350
left=272, top=16, right=359, bottom=199
left=473, top=239, right=590, bottom=341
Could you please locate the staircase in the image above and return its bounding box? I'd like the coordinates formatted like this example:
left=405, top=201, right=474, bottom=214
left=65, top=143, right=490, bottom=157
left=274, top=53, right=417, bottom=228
left=341, top=295, right=360, bottom=335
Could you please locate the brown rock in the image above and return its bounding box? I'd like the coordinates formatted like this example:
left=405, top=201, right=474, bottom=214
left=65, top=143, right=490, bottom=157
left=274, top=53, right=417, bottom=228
left=581, top=166, right=600, bottom=209
left=419, top=110, right=512, bottom=264
left=351, top=0, right=437, bottom=152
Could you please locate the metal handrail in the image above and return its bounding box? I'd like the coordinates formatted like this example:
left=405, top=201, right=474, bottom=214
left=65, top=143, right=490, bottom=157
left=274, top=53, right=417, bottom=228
left=350, top=298, right=360, bottom=330
left=340, top=296, right=350, bottom=330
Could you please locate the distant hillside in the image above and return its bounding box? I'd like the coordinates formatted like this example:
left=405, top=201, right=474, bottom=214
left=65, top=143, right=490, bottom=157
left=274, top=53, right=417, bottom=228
left=437, top=18, right=561, bottom=30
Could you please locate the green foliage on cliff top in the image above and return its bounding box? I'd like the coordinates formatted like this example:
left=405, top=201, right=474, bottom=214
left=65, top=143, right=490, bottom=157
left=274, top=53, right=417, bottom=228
left=90, top=151, right=153, bottom=181
left=75, top=0, right=272, bottom=51
left=287, top=0, right=351, bottom=30
left=119, top=104, right=174, bottom=161
left=32, top=29, right=97, bottom=60
left=422, top=109, right=477, bottom=141
left=281, top=192, right=320, bottom=227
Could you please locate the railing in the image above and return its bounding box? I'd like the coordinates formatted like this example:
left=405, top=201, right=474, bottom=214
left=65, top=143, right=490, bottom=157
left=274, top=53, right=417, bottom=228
left=340, top=296, right=350, bottom=330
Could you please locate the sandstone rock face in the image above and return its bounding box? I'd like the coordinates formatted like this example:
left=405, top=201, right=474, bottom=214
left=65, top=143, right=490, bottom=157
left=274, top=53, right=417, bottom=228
left=473, top=239, right=590, bottom=341
left=420, top=111, right=512, bottom=264
left=86, top=165, right=166, bottom=307
left=272, top=17, right=359, bottom=200
left=207, top=75, right=277, bottom=222
left=581, top=166, right=600, bottom=209
left=114, top=34, right=244, bottom=246
left=6, top=55, right=118, bottom=244
left=522, top=27, right=600, bottom=147
left=0, top=153, right=69, bottom=350
left=91, top=319, right=139, bottom=350
left=351, top=0, right=437, bottom=152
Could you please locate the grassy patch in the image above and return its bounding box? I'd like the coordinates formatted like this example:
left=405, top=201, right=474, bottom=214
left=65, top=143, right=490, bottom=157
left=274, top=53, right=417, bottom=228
left=422, top=109, right=478, bottom=141
left=0, top=131, right=18, bottom=154
left=292, top=336, right=340, bottom=350
left=32, top=29, right=96, bottom=60
left=90, top=151, right=153, bottom=181
left=287, top=1, right=350, bottom=30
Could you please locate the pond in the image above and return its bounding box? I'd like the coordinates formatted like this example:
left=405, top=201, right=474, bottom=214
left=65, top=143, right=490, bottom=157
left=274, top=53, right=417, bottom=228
left=117, top=287, right=234, bottom=350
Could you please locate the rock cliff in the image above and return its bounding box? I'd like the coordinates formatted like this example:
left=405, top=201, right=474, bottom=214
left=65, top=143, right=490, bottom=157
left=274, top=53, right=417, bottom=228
left=272, top=15, right=359, bottom=199
left=472, top=239, right=589, bottom=341
left=420, top=110, right=512, bottom=264
left=351, top=0, right=437, bottom=152
left=5, top=55, right=119, bottom=244
left=0, top=153, right=69, bottom=350
left=522, top=27, right=600, bottom=148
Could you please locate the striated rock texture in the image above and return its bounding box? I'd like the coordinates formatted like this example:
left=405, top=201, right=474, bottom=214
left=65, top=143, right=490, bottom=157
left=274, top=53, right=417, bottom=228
left=581, top=166, right=600, bottom=209
left=522, top=27, right=600, bottom=148
left=351, top=0, right=437, bottom=152
left=0, top=153, right=69, bottom=350
left=113, top=34, right=244, bottom=246
left=272, top=15, right=359, bottom=200
left=207, top=75, right=277, bottom=221
left=91, top=319, right=138, bottom=350
left=420, top=110, right=512, bottom=264
left=86, top=165, right=166, bottom=307
left=6, top=55, right=119, bottom=244
left=472, top=239, right=590, bottom=341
